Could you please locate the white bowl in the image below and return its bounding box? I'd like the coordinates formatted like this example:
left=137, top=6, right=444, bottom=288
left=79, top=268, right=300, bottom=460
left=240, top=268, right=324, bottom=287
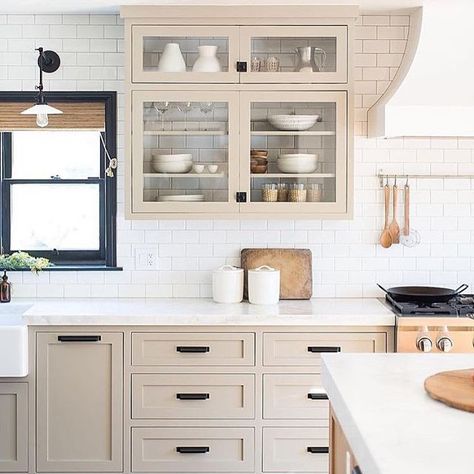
left=152, top=153, right=192, bottom=163
left=278, top=153, right=318, bottom=161
left=268, top=115, right=319, bottom=131
left=193, top=164, right=205, bottom=174
left=207, top=164, right=219, bottom=174
left=152, top=161, right=193, bottom=173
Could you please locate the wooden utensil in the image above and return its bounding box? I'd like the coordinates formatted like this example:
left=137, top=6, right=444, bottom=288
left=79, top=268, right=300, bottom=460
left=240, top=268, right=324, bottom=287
left=379, top=183, right=393, bottom=248
left=425, top=369, right=474, bottom=413
left=388, top=183, right=400, bottom=243
left=400, top=181, right=420, bottom=247
left=241, top=248, right=312, bottom=300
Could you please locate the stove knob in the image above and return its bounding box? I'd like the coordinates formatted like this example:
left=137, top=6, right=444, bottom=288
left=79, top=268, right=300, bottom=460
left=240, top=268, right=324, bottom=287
left=416, top=337, right=433, bottom=352
left=437, top=337, right=453, bottom=352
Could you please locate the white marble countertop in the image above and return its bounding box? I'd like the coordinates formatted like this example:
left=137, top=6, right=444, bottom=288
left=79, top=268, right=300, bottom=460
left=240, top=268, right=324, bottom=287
left=322, top=354, right=474, bottom=474
left=0, top=297, right=395, bottom=326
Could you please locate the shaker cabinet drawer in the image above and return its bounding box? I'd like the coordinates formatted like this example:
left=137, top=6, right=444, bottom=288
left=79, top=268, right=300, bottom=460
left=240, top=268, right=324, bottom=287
left=132, top=332, right=255, bottom=366
left=263, top=427, right=329, bottom=472
left=132, top=373, right=255, bottom=419
left=264, top=374, right=328, bottom=420
left=131, top=427, right=255, bottom=472
left=263, top=332, right=386, bottom=366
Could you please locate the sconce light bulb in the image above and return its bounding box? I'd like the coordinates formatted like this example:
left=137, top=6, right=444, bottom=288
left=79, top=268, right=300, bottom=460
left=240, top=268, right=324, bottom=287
left=36, top=113, right=49, bottom=128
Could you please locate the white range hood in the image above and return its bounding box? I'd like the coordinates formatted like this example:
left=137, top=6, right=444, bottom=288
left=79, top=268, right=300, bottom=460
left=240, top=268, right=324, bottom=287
left=368, top=0, right=474, bottom=137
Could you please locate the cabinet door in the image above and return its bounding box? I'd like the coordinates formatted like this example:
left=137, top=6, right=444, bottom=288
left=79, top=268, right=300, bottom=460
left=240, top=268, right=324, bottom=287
left=239, top=91, right=348, bottom=216
left=36, top=333, right=123, bottom=473
left=240, top=26, right=348, bottom=83
left=131, top=90, right=240, bottom=216
left=132, top=25, right=240, bottom=83
left=0, top=383, right=28, bottom=473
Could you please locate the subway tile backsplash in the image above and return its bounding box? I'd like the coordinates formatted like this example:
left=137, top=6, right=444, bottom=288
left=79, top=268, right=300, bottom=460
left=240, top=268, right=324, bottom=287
left=1, top=13, right=473, bottom=298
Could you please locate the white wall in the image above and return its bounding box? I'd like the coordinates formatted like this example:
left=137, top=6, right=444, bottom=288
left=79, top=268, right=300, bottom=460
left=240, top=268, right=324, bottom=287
left=1, top=13, right=473, bottom=298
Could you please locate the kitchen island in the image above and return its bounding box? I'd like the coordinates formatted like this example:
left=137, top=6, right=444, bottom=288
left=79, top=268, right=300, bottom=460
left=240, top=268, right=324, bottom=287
left=322, top=354, right=474, bottom=474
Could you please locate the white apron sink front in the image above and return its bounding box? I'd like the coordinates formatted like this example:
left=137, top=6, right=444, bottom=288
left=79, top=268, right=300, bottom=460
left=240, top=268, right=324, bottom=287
left=0, top=304, right=29, bottom=377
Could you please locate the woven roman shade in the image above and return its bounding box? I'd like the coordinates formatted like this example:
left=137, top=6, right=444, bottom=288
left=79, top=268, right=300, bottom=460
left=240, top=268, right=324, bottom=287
left=0, top=101, right=105, bottom=131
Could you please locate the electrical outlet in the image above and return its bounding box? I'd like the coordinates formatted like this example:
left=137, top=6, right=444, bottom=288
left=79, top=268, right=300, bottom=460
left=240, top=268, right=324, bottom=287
left=135, top=248, right=158, bottom=270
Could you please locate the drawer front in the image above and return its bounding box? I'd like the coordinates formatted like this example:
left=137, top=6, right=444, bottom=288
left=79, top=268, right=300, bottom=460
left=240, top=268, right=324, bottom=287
left=264, top=374, right=328, bottom=420
left=263, top=332, right=386, bottom=366
left=131, top=427, right=254, bottom=472
left=132, top=374, right=255, bottom=419
left=132, top=332, right=255, bottom=366
left=263, top=427, right=329, bottom=473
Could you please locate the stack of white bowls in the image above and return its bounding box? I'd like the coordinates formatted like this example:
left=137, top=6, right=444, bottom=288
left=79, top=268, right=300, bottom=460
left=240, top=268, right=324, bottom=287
left=277, top=153, right=318, bottom=174
left=152, top=153, right=193, bottom=173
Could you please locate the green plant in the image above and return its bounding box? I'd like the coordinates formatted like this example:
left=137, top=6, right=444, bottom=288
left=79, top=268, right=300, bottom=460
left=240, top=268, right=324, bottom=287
left=0, top=251, right=51, bottom=273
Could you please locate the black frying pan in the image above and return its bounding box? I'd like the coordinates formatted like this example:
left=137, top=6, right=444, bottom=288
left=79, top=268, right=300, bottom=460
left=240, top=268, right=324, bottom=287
left=377, top=284, right=468, bottom=304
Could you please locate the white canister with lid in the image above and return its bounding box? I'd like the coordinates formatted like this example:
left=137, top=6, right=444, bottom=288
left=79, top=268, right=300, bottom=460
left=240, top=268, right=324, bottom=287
left=248, top=265, right=280, bottom=305
left=212, top=265, right=244, bottom=304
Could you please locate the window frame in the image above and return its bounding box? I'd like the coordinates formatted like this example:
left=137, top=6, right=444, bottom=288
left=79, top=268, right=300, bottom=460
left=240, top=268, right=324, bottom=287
left=0, top=91, right=117, bottom=268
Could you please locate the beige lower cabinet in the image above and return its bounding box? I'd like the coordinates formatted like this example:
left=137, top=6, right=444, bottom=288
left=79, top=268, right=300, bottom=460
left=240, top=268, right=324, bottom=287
left=131, top=427, right=255, bottom=472
left=263, top=427, right=329, bottom=473
left=330, top=409, right=358, bottom=474
left=36, top=332, right=123, bottom=473
left=0, top=383, right=28, bottom=473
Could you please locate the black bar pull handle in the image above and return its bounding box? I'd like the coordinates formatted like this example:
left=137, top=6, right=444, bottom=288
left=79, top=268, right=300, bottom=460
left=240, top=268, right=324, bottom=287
left=352, top=467, right=362, bottom=474
left=307, top=393, right=328, bottom=400
left=176, top=446, right=210, bottom=454
left=176, top=393, right=210, bottom=400
left=58, top=335, right=101, bottom=342
left=307, top=346, right=341, bottom=353
left=307, top=447, right=329, bottom=454
left=176, top=346, right=210, bottom=353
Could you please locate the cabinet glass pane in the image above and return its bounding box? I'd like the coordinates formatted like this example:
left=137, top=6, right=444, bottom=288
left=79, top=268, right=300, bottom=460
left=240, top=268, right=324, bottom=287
left=250, top=37, right=336, bottom=73
left=249, top=101, right=336, bottom=203
left=143, top=37, right=229, bottom=73
left=142, top=101, right=229, bottom=203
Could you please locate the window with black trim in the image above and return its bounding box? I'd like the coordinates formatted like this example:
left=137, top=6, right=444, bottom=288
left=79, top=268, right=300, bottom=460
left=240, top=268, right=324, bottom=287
left=0, top=91, right=117, bottom=268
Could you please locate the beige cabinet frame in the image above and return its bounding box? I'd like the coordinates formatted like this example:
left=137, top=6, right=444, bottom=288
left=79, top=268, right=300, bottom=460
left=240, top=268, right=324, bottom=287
left=36, top=333, right=123, bottom=473
left=240, top=26, right=348, bottom=84
left=132, top=25, right=240, bottom=83
left=239, top=90, right=348, bottom=215
left=131, top=90, right=240, bottom=215
left=0, top=383, right=28, bottom=473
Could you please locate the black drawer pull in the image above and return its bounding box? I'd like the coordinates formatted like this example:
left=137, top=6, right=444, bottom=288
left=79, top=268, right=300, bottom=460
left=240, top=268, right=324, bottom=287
left=307, top=346, right=341, bottom=353
left=352, top=467, right=362, bottom=474
left=176, top=393, right=210, bottom=400
left=176, top=446, right=210, bottom=454
left=307, top=393, right=328, bottom=400
left=58, top=335, right=101, bottom=342
left=307, top=447, right=329, bottom=454
left=176, top=346, right=210, bottom=353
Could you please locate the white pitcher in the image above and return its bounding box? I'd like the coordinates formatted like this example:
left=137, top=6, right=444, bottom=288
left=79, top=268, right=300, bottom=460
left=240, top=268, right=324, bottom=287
left=192, top=45, right=221, bottom=72
left=157, top=43, right=186, bottom=72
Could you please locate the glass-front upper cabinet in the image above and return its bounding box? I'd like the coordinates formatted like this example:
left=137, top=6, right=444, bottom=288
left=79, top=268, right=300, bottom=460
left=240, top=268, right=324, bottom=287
left=240, top=26, right=347, bottom=83
left=131, top=90, right=239, bottom=214
left=132, top=26, right=240, bottom=83
left=239, top=91, right=348, bottom=215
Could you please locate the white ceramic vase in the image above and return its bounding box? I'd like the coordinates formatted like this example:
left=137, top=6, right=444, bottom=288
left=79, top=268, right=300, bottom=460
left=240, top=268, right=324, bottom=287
left=157, top=43, right=186, bottom=72
left=192, top=45, right=221, bottom=72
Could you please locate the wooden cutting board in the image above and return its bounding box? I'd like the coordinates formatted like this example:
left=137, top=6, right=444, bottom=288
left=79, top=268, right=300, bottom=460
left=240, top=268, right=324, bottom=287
left=424, top=369, right=474, bottom=413
left=241, top=248, right=312, bottom=300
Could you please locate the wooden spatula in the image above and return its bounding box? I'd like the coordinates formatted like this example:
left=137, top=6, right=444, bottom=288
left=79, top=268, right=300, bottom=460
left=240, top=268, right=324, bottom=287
left=388, top=183, right=400, bottom=244
left=380, top=183, right=393, bottom=248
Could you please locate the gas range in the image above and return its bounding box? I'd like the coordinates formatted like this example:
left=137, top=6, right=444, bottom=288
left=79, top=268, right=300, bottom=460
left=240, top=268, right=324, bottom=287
left=385, top=294, right=474, bottom=353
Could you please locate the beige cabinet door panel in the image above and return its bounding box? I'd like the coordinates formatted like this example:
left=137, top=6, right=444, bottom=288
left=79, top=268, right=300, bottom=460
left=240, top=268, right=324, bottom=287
left=132, top=373, right=255, bottom=419
left=131, top=427, right=255, bottom=472
left=263, top=332, right=386, bottom=366
left=132, top=332, right=255, bottom=366
left=264, top=374, right=328, bottom=420
left=263, top=427, right=329, bottom=473
left=36, top=333, right=123, bottom=473
left=0, top=383, right=28, bottom=473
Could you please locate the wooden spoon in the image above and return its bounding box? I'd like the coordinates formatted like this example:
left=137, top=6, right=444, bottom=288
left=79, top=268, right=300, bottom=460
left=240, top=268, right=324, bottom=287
left=379, top=184, right=393, bottom=248
left=388, top=183, right=400, bottom=244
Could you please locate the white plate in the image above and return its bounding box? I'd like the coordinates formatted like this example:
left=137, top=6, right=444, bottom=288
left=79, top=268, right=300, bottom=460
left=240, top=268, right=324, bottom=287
left=152, top=161, right=193, bottom=173
left=278, top=153, right=318, bottom=161
left=158, top=194, right=205, bottom=202
left=152, top=153, right=192, bottom=163
left=277, top=159, right=318, bottom=174
left=268, top=115, right=319, bottom=131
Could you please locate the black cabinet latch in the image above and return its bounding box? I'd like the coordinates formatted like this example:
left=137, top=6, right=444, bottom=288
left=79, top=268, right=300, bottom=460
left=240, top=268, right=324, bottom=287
left=236, top=61, right=247, bottom=72
left=236, top=192, right=247, bottom=203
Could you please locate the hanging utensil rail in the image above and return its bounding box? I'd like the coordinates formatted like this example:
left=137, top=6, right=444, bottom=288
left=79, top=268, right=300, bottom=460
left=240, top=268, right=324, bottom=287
left=377, top=170, right=474, bottom=187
